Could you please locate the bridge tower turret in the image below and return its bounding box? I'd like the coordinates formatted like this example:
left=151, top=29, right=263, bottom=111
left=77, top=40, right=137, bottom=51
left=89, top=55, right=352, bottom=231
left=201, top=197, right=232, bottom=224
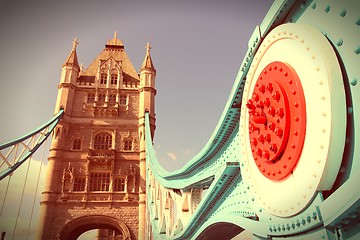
left=138, top=42, right=156, bottom=239
left=54, top=38, right=80, bottom=115
left=39, top=39, right=80, bottom=239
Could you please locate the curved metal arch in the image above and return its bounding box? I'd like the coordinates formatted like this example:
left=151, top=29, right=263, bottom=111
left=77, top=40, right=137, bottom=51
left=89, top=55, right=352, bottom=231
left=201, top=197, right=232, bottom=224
left=58, top=215, right=132, bottom=240
left=0, top=109, right=64, bottom=180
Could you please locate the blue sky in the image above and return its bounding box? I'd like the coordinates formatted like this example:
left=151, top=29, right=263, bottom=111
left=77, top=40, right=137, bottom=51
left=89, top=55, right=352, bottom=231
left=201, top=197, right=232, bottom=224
left=0, top=0, right=273, bottom=238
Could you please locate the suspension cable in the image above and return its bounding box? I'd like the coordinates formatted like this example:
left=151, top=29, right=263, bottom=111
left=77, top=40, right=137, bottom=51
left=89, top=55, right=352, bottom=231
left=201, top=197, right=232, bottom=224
left=11, top=143, right=33, bottom=240
left=25, top=138, right=47, bottom=240
left=0, top=174, right=11, bottom=218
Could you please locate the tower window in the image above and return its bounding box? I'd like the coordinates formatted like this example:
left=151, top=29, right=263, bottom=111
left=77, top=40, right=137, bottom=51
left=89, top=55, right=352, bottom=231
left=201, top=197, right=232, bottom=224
left=109, top=94, right=116, bottom=103
left=98, top=94, right=106, bottom=103
left=100, top=73, right=107, bottom=84
left=87, top=93, right=95, bottom=103
left=94, top=132, right=112, bottom=150
left=111, top=73, right=118, bottom=85
left=73, top=177, right=86, bottom=191
left=89, top=173, right=110, bottom=191
left=72, top=139, right=82, bottom=150
left=119, top=95, right=127, bottom=105
left=113, top=178, right=125, bottom=191
left=124, top=139, right=132, bottom=151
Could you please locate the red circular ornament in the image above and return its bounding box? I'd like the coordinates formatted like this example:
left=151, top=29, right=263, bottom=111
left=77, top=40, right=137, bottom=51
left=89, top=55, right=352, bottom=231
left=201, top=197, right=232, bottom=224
left=246, top=61, right=306, bottom=180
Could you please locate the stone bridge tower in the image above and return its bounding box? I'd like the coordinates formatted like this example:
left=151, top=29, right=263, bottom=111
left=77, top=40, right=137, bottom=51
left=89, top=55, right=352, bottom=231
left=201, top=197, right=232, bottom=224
left=38, top=33, right=156, bottom=240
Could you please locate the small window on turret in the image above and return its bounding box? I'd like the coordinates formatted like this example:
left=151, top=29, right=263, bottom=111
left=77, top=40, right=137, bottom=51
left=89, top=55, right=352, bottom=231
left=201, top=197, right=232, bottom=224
left=100, top=73, right=107, bottom=84
left=109, top=94, right=116, bottom=103
left=87, top=93, right=95, bottom=103
left=119, top=95, right=127, bottom=105
left=98, top=94, right=106, bottom=103
left=111, top=73, right=118, bottom=85
left=124, top=139, right=133, bottom=151
left=72, top=139, right=82, bottom=150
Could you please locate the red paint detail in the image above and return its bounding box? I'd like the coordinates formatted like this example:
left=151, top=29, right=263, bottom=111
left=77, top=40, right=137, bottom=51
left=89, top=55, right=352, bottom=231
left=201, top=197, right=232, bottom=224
left=247, top=61, right=306, bottom=180
left=253, top=115, right=267, bottom=124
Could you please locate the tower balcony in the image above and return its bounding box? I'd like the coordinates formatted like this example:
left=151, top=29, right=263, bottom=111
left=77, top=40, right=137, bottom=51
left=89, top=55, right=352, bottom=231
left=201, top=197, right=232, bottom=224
left=87, top=149, right=115, bottom=159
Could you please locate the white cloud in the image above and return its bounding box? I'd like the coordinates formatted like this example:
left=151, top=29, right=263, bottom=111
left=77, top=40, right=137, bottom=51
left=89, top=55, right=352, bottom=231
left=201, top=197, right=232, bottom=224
left=166, top=152, right=177, bottom=161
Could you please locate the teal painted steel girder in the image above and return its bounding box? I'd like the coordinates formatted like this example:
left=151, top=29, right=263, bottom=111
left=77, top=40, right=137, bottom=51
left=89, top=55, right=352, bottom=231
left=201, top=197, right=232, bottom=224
left=146, top=0, right=360, bottom=239
left=0, top=109, right=64, bottom=180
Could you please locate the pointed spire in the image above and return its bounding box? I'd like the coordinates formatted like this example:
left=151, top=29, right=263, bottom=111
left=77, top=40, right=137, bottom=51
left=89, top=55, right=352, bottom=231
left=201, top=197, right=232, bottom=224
left=63, top=37, right=79, bottom=68
left=140, top=42, right=155, bottom=71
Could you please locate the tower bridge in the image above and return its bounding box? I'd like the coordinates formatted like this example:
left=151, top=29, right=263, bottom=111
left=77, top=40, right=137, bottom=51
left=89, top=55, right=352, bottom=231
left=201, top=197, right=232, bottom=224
left=0, top=0, right=359, bottom=239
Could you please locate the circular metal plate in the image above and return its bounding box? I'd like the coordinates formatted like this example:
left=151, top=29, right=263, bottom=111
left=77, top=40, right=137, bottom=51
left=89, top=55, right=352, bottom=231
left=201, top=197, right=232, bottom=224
left=247, top=61, right=306, bottom=180
left=239, top=23, right=346, bottom=217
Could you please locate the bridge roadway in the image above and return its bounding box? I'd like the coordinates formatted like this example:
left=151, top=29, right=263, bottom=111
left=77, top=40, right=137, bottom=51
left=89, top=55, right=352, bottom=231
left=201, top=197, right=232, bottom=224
left=145, top=0, right=360, bottom=239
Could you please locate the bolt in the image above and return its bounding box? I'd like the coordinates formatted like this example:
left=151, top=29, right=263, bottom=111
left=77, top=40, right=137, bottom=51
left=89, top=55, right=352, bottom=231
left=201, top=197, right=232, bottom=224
left=272, top=91, right=280, bottom=101
left=294, top=102, right=299, bottom=108
left=267, top=106, right=276, bottom=116
left=288, top=79, right=293, bottom=84
left=294, top=131, right=299, bottom=136
left=276, top=108, right=284, bottom=117
left=265, top=134, right=271, bottom=142
left=264, top=98, right=270, bottom=107
left=256, top=148, right=262, bottom=156
left=259, top=84, right=265, bottom=93
left=268, top=122, right=276, bottom=131
left=249, top=124, right=259, bottom=133
left=284, top=72, right=288, bottom=77
left=292, top=90, right=297, bottom=95
left=263, top=150, right=270, bottom=159
left=295, top=117, right=300, bottom=122
left=275, top=127, right=283, bottom=137
left=246, top=99, right=255, bottom=111
left=277, top=170, right=281, bottom=174
left=257, top=101, right=264, bottom=108
left=270, top=143, right=277, bottom=152
left=283, top=164, right=287, bottom=169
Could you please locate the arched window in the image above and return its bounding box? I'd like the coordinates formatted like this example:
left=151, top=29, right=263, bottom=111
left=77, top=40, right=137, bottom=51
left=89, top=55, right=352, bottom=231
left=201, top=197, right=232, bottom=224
left=100, top=73, right=107, bottom=84
left=94, top=132, right=112, bottom=150
left=110, top=73, right=118, bottom=85
left=72, top=139, right=81, bottom=150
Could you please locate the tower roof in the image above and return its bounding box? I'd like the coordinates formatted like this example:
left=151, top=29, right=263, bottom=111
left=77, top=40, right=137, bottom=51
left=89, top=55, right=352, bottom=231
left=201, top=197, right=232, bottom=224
left=79, top=32, right=139, bottom=84
left=140, top=42, right=155, bottom=72
left=62, top=38, right=79, bottom=68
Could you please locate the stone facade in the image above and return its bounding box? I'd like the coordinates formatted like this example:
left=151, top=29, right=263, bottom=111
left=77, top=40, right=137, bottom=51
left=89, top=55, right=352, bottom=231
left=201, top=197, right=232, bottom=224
left=38, top=33, right=156, bottom=240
